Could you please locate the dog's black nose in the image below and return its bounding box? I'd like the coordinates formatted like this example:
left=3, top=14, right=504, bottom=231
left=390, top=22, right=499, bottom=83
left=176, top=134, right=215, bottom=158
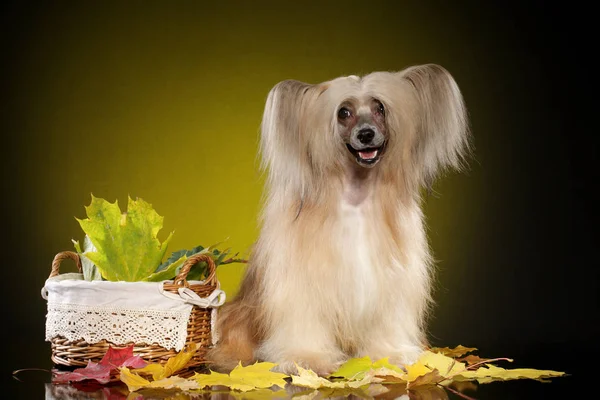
left=357, top=129, right=375, bottom=145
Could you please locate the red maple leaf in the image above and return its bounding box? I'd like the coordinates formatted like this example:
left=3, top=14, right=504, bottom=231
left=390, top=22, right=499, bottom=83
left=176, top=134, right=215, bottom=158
left=99, top=345, right=135, bottom=368
left=52, top=345, right=148, bottom=384
left=53, top=361, right=112, bottom=384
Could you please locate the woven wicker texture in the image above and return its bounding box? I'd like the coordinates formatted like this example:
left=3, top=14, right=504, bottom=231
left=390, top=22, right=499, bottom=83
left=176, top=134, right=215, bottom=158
left=47, top=251, right=218, bottom=374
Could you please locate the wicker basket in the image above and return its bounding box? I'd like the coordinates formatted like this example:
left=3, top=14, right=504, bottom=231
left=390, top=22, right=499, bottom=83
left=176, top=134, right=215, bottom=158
left=45, top=251, right=220, bottom=375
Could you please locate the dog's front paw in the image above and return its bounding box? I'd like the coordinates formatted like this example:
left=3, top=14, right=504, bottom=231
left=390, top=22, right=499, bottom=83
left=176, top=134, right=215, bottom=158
left=387, top=345, right=424, bottom=368
left=273, top=355, right=345, bottom=377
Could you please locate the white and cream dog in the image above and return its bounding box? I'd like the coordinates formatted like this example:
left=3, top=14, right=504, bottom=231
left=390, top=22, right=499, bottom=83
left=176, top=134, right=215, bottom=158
left=209, top=64, right=470, bottom=375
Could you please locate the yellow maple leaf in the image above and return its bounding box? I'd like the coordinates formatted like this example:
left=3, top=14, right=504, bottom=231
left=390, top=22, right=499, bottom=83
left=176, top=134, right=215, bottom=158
left=455, top=364, right=566, bottom=384
left=428, top=345, right=478, bottom=358
left=291, top=364, right=375, bottom=390
left=330, top=356, right=405, bottom=381
left=458, top=354, right=490, bottom=365
left=194, top=369, right=253, bottom=391
left=407, top=369, right=444, bottom=388
left=230, top=361, right=288, bottom=389
left=404, top=360, right=433, bottom=383
left=194, top=362, right=288, bottom=392
left=369, top=367, right=406, bottom=384
left=119, top=367, right=152, bottom=392
left=145, top=375, right=199, bottom=391
left=130, top=363, right=164, bottom=380
left=418, top=350, right=467, bottom=377
left=130, top=342, right=197, bottom=381
left=121, top=366, right=201, bottom=392
left=397, top=351, right=468, bottom=387
left=161, top=342, right=197, bottom=378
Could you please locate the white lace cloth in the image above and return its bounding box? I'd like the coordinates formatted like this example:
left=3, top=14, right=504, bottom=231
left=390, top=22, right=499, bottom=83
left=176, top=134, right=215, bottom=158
left=42, top=279, right=226, bottom=351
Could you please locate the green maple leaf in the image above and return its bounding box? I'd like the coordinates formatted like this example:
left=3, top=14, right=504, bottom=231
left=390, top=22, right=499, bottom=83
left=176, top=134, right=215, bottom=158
left=330, top=356, right=404, bottom=381
left=76, top=195, right=173, bottom=281
left=330, top=356, right=374, bottom=380
left=156, top=245, right=204, bottom=272
left=145, top=254, right=188, bottom=282
left=72, top=235, right=103, bottom=281
left=156, top=243, right=246, bottom=282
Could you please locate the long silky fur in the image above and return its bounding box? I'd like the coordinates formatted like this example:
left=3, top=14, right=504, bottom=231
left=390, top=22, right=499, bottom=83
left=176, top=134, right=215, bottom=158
left=207, top=64, right=470, bottom=375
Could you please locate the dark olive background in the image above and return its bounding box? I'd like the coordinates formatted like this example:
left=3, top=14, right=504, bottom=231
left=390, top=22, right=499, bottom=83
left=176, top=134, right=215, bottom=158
left=2, top=1, right=596, bottom=398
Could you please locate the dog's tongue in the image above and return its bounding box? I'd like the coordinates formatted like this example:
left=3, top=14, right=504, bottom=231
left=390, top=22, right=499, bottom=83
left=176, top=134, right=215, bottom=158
left=359, top=149, right=378, bottom=160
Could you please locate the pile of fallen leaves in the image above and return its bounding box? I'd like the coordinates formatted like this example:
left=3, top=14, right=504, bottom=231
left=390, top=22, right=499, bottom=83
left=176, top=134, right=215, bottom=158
left=50, top=344, right=565, bottom=398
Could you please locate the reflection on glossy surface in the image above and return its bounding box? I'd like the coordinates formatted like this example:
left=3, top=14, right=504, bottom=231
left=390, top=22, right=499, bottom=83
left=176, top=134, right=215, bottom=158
left=42, top=382, right=463, bottom=400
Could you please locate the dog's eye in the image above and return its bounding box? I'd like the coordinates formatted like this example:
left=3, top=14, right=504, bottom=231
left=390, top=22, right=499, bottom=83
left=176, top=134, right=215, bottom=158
left=338, top=107, right=352, bottom=120
left=376, top=101, right=385, bottom=115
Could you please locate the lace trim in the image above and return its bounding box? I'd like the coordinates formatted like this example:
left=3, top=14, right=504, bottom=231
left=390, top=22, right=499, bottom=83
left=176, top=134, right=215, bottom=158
left=45, top=303, right=192, bottom=351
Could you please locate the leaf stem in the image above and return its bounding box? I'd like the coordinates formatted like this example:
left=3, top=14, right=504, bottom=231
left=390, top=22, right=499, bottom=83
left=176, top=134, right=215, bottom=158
left=433, top=357, right=513, bottom=387
left=465, top=358, right=513, bottom=370
left=12, top=368, right=52, bottom=382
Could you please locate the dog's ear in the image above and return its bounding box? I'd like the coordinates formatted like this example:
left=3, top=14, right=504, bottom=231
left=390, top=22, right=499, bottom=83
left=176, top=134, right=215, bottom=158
left=400, top=64, right=471, bottom=188
left=260, top=80, right=316, bottom=197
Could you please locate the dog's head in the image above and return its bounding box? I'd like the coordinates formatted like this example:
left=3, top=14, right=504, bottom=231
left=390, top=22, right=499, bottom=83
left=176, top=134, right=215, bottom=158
left=336, top=92, right=388, bottom=168
left=260, top=64, right=470, bottom=197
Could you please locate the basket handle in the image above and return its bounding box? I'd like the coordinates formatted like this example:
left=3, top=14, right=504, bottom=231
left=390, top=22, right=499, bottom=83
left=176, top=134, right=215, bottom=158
left=173, top=253, right=217, bottom=287
left=49, top=251, right=83, bottom=278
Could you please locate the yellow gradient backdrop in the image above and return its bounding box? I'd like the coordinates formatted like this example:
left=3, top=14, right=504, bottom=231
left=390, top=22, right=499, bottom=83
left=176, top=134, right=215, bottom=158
left=10, top=2, right=483, bottom=299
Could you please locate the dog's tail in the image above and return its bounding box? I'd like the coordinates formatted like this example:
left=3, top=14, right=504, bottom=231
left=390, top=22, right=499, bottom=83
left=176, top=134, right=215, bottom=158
left=206, top=298, right=259, bottom=372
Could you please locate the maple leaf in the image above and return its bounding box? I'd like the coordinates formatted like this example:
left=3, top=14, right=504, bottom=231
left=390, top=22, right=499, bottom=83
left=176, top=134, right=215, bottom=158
left=369, top=367, right=406, bottom=384
left=162, top=342, right=197, bottom=378
left=404, top=359, right=434, bottom=383
left=53, top=345, right=147, bottom=384
left=131, top=342, right=197, bottom=380
left=130, top=363, right=165, bottom=381
left=405, top=349, right=565, bottom=387
left=120, top=368, right=199, bottom=392
left=72, top=235, right=102, bottom=281
left=291, top=364, right=375, bottom=390
left=227, top=361, right=288, bottom=390
left=454, top=364, right=566, bottom=384
left=52, top=361, right=112, bottom=384
left=428, top=345, right=478, bottom=358
left=120, top=356, right=147, bottom=369
left=402, top=350, right=474, bottom=388
left=329, top=356, right=374, bottom=380
left=101, top=345, right=137, bottom=369
left=144, top=254, right=188, bottom=282
left=330, top=356, right=404, bottom=381
left=118, top=367, right=151, bottom=392
left=194, top=362, right=288, bottom=392
left=155, top=243, right=247, bottom=282
left=194, top=370, right=255, bottom=392
left=418, top=351, right=468, bottom=377
left=76, top=195, right=173, bottom=281
left=458, top=354, right=491, bottom=365
left=407, top=369, right=444, bottom=388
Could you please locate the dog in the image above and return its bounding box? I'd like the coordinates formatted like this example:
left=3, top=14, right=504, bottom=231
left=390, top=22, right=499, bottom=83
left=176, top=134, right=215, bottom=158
left=208, top=64, right=470, bottom=376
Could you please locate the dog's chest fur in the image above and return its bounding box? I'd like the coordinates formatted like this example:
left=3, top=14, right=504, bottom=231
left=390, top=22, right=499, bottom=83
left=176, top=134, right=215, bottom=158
left=339, top=201, right=376, bottom=304
left=336, top=175, right=382, bottom=317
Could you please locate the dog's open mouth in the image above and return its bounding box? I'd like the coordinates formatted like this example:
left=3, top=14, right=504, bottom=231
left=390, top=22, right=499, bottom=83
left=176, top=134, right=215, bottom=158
left=346, top=143, right=385, bottom=166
